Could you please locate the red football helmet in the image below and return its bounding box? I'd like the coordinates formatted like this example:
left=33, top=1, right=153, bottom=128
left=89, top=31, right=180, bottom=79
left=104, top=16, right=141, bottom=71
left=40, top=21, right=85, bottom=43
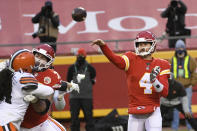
left=9, top=49, right=35, bottom=73
left=32, top=44, right=55, bottom=71
left=134, top=31, right=157, bottom=56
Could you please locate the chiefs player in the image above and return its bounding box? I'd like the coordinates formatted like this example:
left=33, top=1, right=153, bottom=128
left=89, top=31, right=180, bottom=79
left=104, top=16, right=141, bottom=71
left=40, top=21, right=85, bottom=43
left=20, top=44, right=79, bottom=131
left=92, top=31, right=171, bottom=131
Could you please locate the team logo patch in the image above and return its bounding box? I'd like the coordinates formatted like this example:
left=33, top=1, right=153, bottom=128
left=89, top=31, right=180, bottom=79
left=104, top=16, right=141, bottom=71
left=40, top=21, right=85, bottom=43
left=137, top=106, right=145, bottom=110
left=44, top=77, right=51, bottom=84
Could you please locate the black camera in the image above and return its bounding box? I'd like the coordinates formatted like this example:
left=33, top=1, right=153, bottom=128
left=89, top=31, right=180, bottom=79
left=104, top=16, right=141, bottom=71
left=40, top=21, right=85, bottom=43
left=170, top=0, right=178, bottom=8
left=41, top=1, right=53, bottom=18
left=32, top=26, right=46, bottom=38
left=41, top=6, right=52, bottom=18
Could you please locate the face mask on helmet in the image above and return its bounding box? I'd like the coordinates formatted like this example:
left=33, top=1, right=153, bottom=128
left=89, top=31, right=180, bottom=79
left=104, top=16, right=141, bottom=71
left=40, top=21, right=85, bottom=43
left=9, top=49, right=35, bottom=73
left=32, top=44, right=55, bottom=72
left=34, top=53, right=49, bottom=71
left=134, top=31, right=156, bottom=56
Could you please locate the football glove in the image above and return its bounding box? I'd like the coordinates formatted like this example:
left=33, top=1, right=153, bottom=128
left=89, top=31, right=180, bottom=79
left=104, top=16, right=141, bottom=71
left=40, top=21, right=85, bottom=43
left=67, top=81, right=80, bottom=93
left=150, top=66, right=160, bottom=83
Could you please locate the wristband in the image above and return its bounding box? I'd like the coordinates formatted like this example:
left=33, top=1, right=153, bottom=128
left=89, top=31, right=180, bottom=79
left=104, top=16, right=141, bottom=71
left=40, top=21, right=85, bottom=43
left=152, top=79, right=164, bottom=92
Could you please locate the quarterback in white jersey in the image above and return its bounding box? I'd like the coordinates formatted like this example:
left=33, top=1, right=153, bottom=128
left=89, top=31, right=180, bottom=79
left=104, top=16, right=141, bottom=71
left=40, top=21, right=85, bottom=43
left=0, top=49, right=54, bottom=130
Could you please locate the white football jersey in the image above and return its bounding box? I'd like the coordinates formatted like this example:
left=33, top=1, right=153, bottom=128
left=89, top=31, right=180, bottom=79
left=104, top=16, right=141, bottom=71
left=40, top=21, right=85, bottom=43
left=0, top=72, right=34, bottom=128
left=0, top=71, right=54, bottom=130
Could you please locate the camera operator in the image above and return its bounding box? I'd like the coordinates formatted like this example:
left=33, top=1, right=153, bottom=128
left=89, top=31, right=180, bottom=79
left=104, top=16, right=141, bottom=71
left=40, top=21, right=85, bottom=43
left=32, top=1, right=59, bottom=52
left=161, top=0, right=190, bottom=48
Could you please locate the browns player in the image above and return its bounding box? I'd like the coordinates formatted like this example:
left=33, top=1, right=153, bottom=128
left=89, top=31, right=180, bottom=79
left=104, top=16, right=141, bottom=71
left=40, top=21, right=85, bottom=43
left=0, top=49, right=54, bottom=130
left=92, top=31, right=171, bottom=131
left=20, top=44, right=79, bottom=131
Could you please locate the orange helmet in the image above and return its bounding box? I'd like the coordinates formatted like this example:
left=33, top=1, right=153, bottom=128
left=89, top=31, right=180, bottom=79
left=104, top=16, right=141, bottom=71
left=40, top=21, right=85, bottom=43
left=9, top=49, right=35, bottom=73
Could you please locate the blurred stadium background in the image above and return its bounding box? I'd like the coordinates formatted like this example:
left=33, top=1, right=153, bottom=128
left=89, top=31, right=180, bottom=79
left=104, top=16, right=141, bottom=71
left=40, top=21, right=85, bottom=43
left=1, top=0, right=197, bottom=130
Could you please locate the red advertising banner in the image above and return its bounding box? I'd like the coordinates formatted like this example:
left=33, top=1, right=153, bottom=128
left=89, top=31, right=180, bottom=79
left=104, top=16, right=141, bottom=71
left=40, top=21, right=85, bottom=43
left=0, top=0, right=197, bottom=57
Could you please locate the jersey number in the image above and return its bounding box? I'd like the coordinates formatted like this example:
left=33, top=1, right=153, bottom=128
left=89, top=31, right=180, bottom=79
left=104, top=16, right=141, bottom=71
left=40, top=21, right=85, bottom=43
left=139, top=73, right=153, bottom=94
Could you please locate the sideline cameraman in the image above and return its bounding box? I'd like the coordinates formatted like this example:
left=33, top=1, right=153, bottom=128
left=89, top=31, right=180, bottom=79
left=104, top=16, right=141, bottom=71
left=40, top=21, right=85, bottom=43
left=161, top=0, right=190, bottom=48
left=32, top=1, right=59, bottom=52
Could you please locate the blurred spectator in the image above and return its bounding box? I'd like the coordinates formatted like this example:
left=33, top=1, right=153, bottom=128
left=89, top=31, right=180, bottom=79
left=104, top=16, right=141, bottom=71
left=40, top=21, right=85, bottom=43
left=169, top=40, right=197, bottom=131
left=67, top=48, right=96, bottom=131
left=160, top=75, right=197, bottom=131
left=32, top=1, right=59, bottom=53
left=161, top=0, right=190, bottom=48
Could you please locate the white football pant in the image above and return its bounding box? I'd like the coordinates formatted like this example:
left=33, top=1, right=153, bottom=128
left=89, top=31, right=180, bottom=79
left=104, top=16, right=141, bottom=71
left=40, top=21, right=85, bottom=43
left=127, top=107, right=162, bottom=131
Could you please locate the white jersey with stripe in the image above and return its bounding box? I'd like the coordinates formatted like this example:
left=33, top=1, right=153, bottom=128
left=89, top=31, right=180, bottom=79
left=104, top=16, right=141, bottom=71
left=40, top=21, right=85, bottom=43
left=0, top=72, right=34, bottom=128
left=0, top=71, right=54, bottom=130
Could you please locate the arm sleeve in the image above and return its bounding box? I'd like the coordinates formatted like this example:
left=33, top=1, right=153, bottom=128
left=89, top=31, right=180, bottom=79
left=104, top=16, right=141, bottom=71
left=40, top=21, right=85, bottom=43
left=178, top=1, right=187, bottom=14
left=100, top=45, right=126, bottom=70
left=88, top=64, right=96, bottom=84
left=19, top=73, right=38, bottom=91
left=153, top=62, right=171, bottom=97
left=67, top=65, right=74, bottom=82
left=181, top=96, right=190, bottom=113
left=152, top=74, right=169, bottom=97
left=32, top=12, right=42, bottom=23
left=26, top=83, right=54, bottom=99
left=51, top=13, right=60, bottom=28
left=53, top=90, right=66, bottom=110
left=161, top=6, right=171, bottom=18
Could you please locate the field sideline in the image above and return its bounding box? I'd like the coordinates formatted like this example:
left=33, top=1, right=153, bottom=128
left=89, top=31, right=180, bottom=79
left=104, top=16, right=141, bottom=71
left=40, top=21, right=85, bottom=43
left=51, top=49, right=197, bottom=119
left=53, top=50, right=197, bottom=65
left=1, top=49, right=197, bottom=119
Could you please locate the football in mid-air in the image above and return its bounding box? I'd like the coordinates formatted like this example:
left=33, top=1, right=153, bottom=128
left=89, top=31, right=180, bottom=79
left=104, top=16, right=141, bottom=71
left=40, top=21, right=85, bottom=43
left=72, top=7, right=87, bottom=22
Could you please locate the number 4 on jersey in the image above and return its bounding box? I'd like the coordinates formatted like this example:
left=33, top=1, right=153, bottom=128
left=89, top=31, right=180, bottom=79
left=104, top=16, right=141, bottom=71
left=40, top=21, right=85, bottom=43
left=139, top=73, right=153, bottom=94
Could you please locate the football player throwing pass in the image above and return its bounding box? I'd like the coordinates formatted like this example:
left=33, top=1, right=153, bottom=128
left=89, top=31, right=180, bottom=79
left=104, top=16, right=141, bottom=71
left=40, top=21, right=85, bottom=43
left=92, top=31, right=171, bottom=131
